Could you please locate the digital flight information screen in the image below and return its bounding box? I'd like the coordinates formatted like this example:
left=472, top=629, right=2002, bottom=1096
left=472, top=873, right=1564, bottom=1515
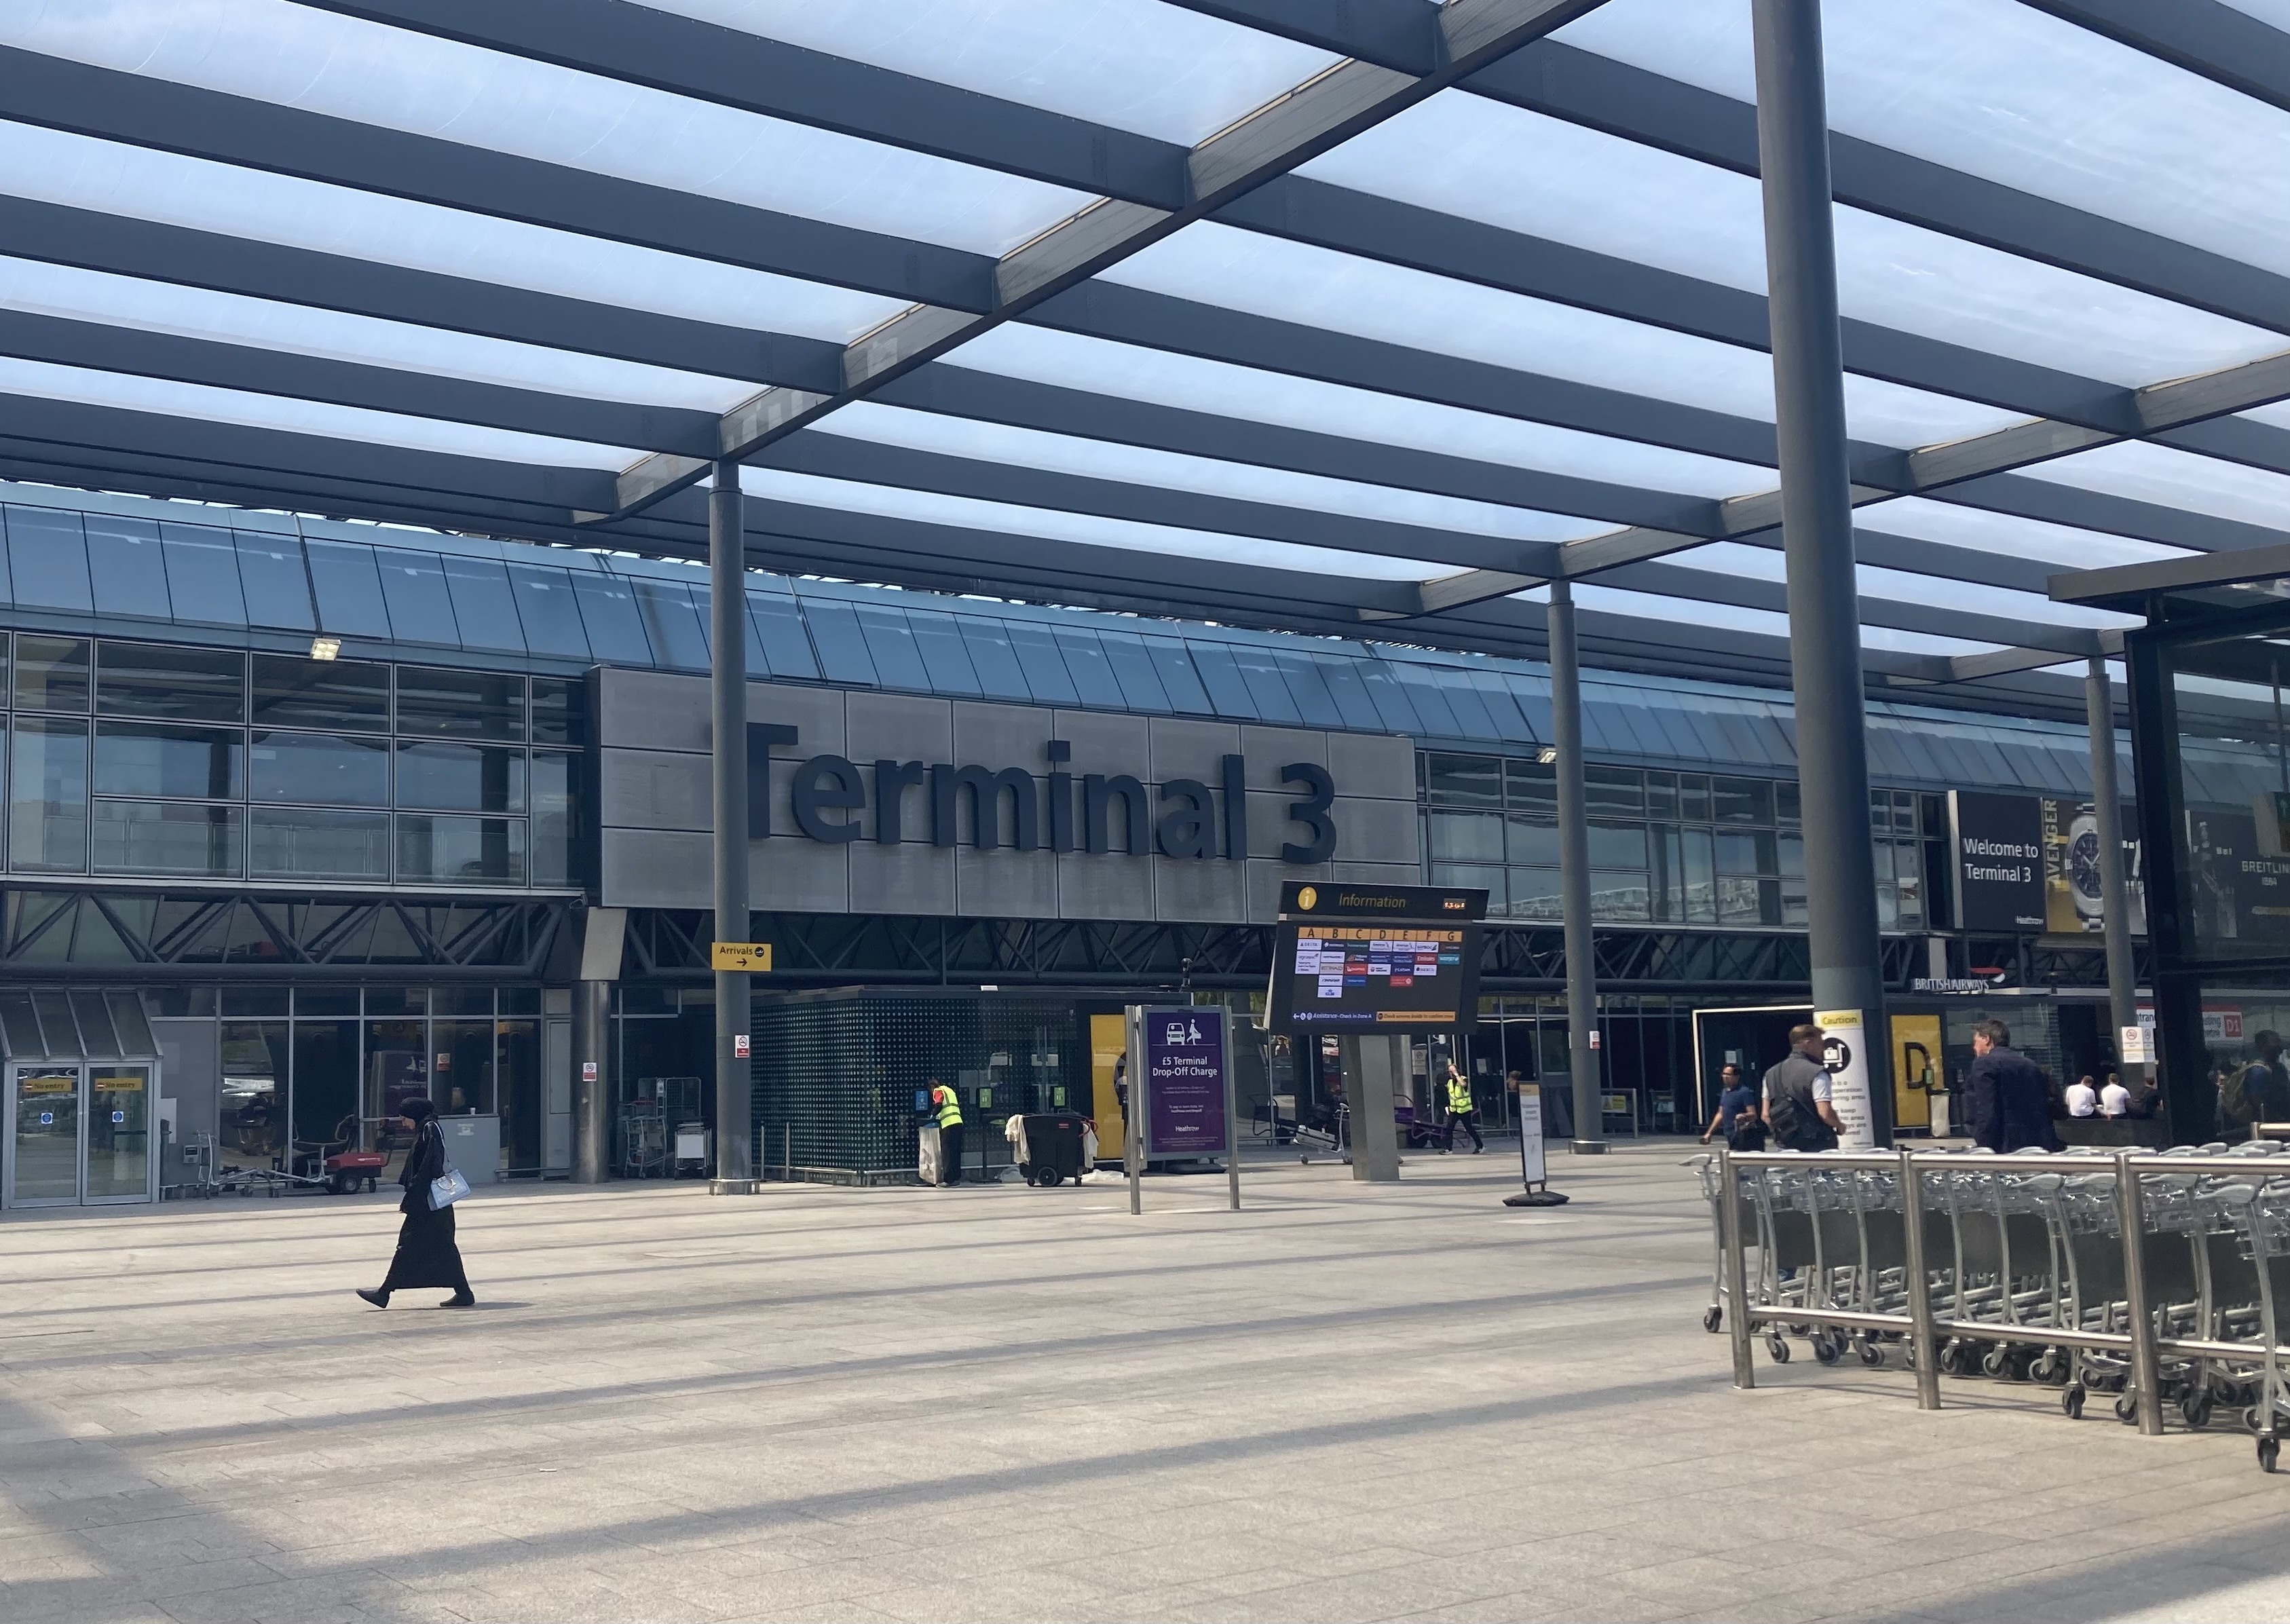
left=1265, top=882, right=1486, bottom=1033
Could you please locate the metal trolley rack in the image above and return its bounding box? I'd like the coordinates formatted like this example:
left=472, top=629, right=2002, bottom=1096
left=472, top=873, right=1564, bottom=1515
left=1698, top=1144, right=2290, bottom=1473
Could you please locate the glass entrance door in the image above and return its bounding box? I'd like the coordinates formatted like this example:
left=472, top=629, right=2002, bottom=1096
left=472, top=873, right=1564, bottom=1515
left=4, top=1064, right=159, bottom=1207
left=86, top=1065, right=153, bottom=1202
left=9, top=1065, right=82, bottom=1206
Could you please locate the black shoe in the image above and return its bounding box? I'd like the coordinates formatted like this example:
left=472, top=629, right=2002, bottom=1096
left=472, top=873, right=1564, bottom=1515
left=443, top=1291, right=476, bottom=1308
left=356, top=1288, right=389, bottom=1308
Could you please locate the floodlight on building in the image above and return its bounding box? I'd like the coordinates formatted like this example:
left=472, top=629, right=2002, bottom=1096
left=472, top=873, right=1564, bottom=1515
left=309, top=635, right=341, bottom=661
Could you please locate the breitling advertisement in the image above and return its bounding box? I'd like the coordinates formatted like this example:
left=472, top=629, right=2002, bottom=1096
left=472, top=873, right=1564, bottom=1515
left=2038, top=796, right=2147, bottom=937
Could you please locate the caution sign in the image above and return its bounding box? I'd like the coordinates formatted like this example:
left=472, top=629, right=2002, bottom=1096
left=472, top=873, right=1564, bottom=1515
left=711, top=942, right=773, bottom=972
left=1816, top=1007, right=1875, bottom=1150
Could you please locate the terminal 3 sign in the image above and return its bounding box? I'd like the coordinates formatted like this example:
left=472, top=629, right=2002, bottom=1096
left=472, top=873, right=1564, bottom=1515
left=753, top=725, right=1339, bottom=864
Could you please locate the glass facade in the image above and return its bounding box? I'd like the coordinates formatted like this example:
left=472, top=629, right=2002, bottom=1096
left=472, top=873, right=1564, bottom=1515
left=1423, top=749, right=1945, bottom=932
left=158, top=983, right=550, bottom=1175
left=0, top=633, right=582, bottom=889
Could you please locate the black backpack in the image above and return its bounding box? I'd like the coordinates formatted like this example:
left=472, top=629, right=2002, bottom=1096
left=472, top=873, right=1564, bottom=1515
left=1762, top=1062, right=1837, bottom=1152
left=1725, top=1113, right=1769, bottom=1153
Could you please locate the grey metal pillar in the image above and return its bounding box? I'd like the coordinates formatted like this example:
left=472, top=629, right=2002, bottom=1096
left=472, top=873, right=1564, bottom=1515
left=1343, top=1034, right=1402, bottom=1182
left=572, top=977, right=612, bottom=1184
left=1548, top=581, right=1603, bottom=1153
left=708, top=461, right=755, bottom=1193
left=1752, top=0, right=1892, bottom=1143
left=2087, top=655, right=2142, bottom=1082
left=571, top=907, right=624, bottom=1184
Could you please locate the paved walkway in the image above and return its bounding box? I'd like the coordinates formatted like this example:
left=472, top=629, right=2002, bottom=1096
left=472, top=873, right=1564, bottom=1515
left=3, top=1144, right=2288, bottom=1623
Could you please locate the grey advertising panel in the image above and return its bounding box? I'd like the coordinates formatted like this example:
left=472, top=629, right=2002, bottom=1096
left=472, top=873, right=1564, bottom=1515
left=595, top=671, right=1417, bottom=924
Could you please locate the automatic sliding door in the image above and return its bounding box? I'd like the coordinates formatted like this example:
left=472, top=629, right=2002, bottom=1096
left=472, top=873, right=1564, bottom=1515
left=86, top=1065, right=153, bottom=1201
left=10, top=1065, right=81, bottom=1205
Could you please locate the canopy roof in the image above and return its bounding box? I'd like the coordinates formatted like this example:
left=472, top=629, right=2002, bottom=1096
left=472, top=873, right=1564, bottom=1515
left=0, top=0, right=2283, bottom=712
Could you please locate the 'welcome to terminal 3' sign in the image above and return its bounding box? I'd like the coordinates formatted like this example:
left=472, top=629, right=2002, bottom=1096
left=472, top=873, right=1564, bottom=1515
left=750, top=724, right=1337, bottom=863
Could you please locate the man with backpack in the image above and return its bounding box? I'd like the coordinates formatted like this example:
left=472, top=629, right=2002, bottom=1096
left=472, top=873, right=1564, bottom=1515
left=2219, top=1031, right=2290, bottom=1141
left=1761, top=1025, right=1840, bottom=1152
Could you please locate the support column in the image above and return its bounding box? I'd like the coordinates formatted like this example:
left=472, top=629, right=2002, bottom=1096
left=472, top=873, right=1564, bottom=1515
left=1548, top=581, right=1603, bottom=1153
left=1752, top=0, right=1892, bottom=1143
left=2087, top=655, right=2141, bottom=1082
left=708, top=461, right=755, bottom=1194
left=571, top=907, right=624, bottom=1184
left=1343, top=1034, right=1402, bottom=1182
left=572, top=977, right=612, bottom=1183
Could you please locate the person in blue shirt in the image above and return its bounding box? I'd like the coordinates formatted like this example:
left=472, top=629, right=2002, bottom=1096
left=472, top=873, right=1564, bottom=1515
left=1700, top=1063, right=1762, bottom=1147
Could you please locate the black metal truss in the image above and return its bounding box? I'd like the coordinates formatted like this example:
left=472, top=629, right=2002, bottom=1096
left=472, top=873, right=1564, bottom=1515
left=0, top=886, right=570, bottom=979
left=625, top=907, right=1928, bottom=996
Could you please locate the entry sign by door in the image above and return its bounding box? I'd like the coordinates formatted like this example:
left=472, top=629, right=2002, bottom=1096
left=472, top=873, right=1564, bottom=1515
left=1142, top=1006, right=1230, bottom=1158
left=1816, top=1007, right=1876, bottom=1150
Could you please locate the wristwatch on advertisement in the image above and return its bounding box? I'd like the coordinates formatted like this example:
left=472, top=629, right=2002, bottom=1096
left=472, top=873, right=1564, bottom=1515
left=2067, top=811, right=2105, bottom=929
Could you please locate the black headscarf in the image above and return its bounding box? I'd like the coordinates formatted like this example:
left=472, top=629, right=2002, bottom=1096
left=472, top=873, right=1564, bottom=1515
left=400, top=1097, right=436, bottom=1125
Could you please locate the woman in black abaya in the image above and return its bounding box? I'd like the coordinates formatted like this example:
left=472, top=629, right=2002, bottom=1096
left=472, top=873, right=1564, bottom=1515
left=358, top=1097, right=474, bottom=1308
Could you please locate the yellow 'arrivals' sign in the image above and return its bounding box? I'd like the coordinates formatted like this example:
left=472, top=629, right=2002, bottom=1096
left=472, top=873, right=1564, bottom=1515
left=711, top=942, right=773, bottom=972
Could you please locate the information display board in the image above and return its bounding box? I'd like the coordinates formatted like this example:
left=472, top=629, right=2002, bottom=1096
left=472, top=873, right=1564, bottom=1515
left=1266, top=882, right=1486, bottom=1033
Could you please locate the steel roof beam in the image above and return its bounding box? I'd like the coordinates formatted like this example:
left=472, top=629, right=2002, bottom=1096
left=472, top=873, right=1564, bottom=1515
left=288, top=0, right=1191, bottom=208
left=0, top=307, right=719, bottom=457
left=0, top=196, right=846, bottom=394
left=0, top=49, right=996, bottom=311
left=1474, top=41, right=2290, bottom=337
left=2019, top=0, right=2290, bottom=117
left=601, top=0, right=1617, bottom=517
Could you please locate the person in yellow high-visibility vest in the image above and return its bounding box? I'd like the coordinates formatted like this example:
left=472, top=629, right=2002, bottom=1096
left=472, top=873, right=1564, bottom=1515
left=1440, top=1061, right=1483, bottom=1154
left=927, top=1078, right=966, bottom=1187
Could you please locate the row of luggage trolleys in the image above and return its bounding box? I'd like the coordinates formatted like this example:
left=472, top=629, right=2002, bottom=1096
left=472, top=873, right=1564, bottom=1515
left=1695, top=1142, right=2290, bottom=1472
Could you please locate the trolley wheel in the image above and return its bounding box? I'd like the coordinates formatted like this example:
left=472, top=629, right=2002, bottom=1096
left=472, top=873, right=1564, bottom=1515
left=2247, top=1405, right=2269, bottom=1436
left=1981, top=1347, right=2009, bottom=1380
left=2183, top=1389, right=2215, bottom=1430
left=2033, top=1353, right=2070, bottom=1388
left=1812, top=1334, right=1841, bottom=1366
left=1858, top=1339, right=1886, bottom=1368
left=2063, top=1385, right=2086, bottom=1420
left=1767, top=1334, right=1791, bottom=1365
left=2114, top=1393, right=2140, bottom=1425
left=1701, top=1305, right=1723, bottom=1334
left=2261, top=1437, right=2280, bottom=1474
left=1937, top=1341, right=1968, bottom=1378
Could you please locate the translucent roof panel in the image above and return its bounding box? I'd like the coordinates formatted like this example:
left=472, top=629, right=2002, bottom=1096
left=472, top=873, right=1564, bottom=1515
left=1100, top=223, right=2027, bottom=450
left=1556, top=0, right=2290, bottom=281
left=0, top=124, right=903, bottom=341
left=6, top=1, right=1091, bottom=258
left=1299, top=92, right=2287, bottom=388
left=1515, top=580, right=2001, bottom=658
left=945, top=324, right=1782, bottom=500
left=1663, top=541, right=2140, bottom=630
left=736, top=466, right=1445, bottom=581
left=635, top=0, right=1340, bottom=145
left=807, top=403, right=1610, bottom=546
left=1855, top=497, right=2194, bottom=570
left=2221, top=1, right=2290, bottom=27
left=0, top=358, right=635, bottom=469
left=2009, top=441, right=2290, bottom=532
left=0, top=257, right=758, bottom=412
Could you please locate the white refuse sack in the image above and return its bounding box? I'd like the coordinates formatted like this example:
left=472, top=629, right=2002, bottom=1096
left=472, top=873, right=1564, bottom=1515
left=918, top=1120, right=944, bottom=1186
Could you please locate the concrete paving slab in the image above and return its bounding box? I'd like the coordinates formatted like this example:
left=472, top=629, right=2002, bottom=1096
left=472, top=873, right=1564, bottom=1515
left=5, top=1147, right=2290, bottom=1621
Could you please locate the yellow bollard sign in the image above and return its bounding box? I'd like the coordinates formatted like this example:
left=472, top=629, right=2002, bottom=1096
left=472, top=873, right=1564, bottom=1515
left=710, top=942, right=773, bottom=972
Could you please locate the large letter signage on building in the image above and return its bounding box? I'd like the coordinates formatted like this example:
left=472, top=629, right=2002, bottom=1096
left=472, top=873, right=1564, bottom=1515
left=1949, top=791, right=2044, bottom=932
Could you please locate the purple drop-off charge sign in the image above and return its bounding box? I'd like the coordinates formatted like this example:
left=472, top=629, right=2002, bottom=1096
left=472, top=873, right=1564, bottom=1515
left=1144, top=1008, right=1228, bottom=1158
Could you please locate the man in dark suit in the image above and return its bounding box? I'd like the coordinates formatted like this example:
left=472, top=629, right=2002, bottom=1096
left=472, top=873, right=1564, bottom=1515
left=1966, top=1018, right=2060, bottom=1152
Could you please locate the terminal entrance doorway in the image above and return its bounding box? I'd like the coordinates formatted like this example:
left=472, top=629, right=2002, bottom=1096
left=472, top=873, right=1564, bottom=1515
left=5, top=1062, right=157, bottom=1207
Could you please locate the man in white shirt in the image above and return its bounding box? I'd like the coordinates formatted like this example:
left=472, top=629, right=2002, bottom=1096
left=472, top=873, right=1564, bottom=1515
left=2065, top=1075, right=2099, bottom=1117
left=2100, top=1073, right=2132, bottom=1118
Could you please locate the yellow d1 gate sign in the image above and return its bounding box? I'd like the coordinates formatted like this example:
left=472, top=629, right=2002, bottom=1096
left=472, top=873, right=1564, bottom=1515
left=711, top=942, right=773, bottom=972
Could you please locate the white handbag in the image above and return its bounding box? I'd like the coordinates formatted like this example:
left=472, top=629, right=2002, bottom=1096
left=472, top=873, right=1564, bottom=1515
left=430, top=1163, right=471, bottom=1210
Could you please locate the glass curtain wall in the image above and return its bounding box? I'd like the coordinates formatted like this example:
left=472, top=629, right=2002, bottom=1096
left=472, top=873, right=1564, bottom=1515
left=1422, top=751, right=1926, bottom=932
left=155, top=985, right=548, bottom=1175
left=2133, top=608, right=2290, bottom=1139
left=0, top=633, right=583, bottom=888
